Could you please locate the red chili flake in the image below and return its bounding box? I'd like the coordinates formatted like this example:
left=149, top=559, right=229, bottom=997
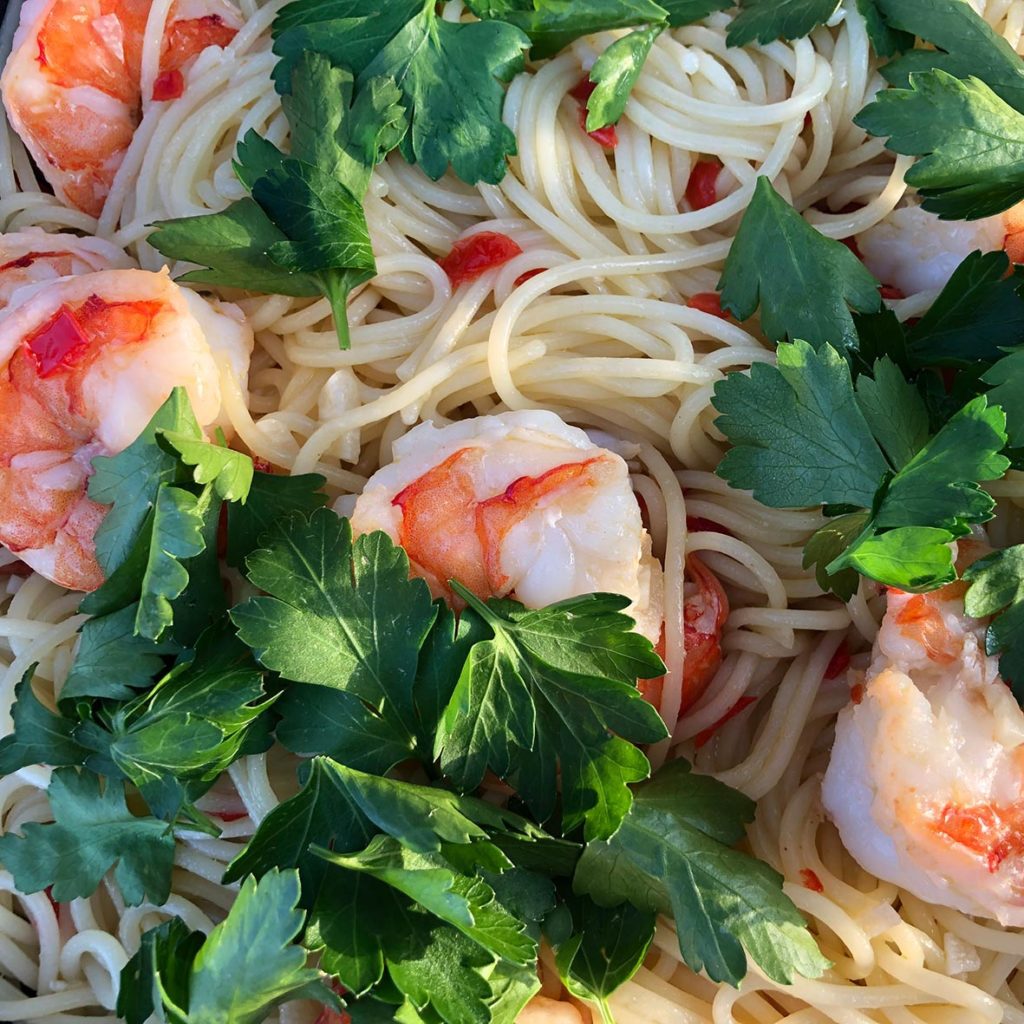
left=686, top=292, right=730, bottom=320
left=685, top=159, right=722, bottom=211
left=824, top=639, right=850, bottom=680
left=514, top=268, right=547, bottom=287
left=850, top=682, right=865, bottom=705
left=37, top=37, right=47, bottom=67
left=252, top=457, right=273, bottom=474
left=25, top=305, right=91, bottom=377
left=215, top=810, right=248, bottom=822
left=0, top=560, right=32, bottom=577
left=440, top=232, right=523, bottom=288
left=686, top=516, right=733, bottom=537
left=694, top=695, right=757, bottom=749
left=152, top=69, right=185, bottom=102
left=879, top=284, right=905, bottom=301
left=940, top=367, right=958, bottom=394
left=800, top=868, right=824, bottom=892
left=569, top=77, right=618, bottom=148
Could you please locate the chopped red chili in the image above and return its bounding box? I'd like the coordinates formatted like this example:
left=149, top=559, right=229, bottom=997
left=440, top=232, right=523, bottom=288
left=686, top=515, right=733, bottom=537
left=514, top=268, right=547, bottom=287
left=824, top=639, right=851, bottom=680
left=800, top=868, right=824, bottom=892
left=0, top=251, right=63, bottom=273
left=879, top=284, right=905, bottom=301
left=685, top=159, right=722, bottom=211
left=850, top=682, right=865, bottom=705
left=25, top=305, right=91, bottom=377
left=694, top=695, right=757, bottom=749
left=686, top=292, right=730, bottom=320
left=152, top=69, right=185, bottom=102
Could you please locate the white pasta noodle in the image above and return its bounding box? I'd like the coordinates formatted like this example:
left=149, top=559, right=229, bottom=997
left=3, top=0, right=1024, bottom=1022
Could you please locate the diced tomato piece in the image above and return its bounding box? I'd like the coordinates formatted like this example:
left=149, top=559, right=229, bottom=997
left=686, top=292, right=730, bottom=320
left=694, top=696, right=757, bottom=749
left=152, top=69, right=184, bottom=102
left=800, top=868, right=824, bottom=892
left=440, top=232, right=523, bottom=288
left=25, top=305, right=91, bottom=377
left=824, top=640, right=850, bottom=680
left=514, top=268, right=546, bottom=287
left=685, top=159, right=722, bottom=211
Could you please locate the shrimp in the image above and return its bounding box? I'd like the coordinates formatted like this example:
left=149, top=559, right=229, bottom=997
left=516, top=996, right=587, bottom=1024
left=0, top=266, right=252, bottom=591
left=1, top=0, right=241, bottom=217
left=0, top=228, right=132, bottom=313
left=821, top=580, right=1024, bottom=925
left=856, top=200, right=1017, bottom=295
left=638, top=553, right=729, bottom=713
left=347, top=411, right=664, bottom=645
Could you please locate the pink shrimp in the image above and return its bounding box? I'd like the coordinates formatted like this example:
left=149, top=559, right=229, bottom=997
left=1, top=0, right=240, bottom=217
left=0, top=228, right=131, bottom=314
left=823, top=578, right=1024, bottom=925
left=0, top=266, right=251, bottom=590
left=348, top=411, right=664, bottom=645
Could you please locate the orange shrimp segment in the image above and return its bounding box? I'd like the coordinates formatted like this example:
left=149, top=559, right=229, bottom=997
left=893, top=592, right=961, bottom=665
left=393, top=448, right=615, bottom=602
left=393, top=448, right=491, bottom=600
left=638, top=554, right=728, bottom=714
left=476, top=457, right=607, bottom=593
left=2, top=0, right=239, bottom=217
left=930, top=802, right=1024, bottom=875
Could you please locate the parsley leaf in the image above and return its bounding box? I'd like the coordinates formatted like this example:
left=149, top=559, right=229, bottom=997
left=118, top=869, right=340, bottom=1024
left=855, top=0, right=912, bottom=59
left=906, top=252, right=1024, bottom=367
left=225, top=756, right=545, bottom=887
left=99, top=632, right=273, bottom=820
left=273, top=3, right=529, bottom=185
left=573, top=760, right=829, bottom=986
left=60, top=605, right=179, bottom=706
left=984, top=349, right=1024, bottom=449
left=0, top=768, right=174, bottom=906
left=226, top=468, right=326, bottom=568
left=585, top=25, right=665, bottom=132
left=726, top=0, right=839, bottom=47
left=718, top=177, right=881, bottom=350
left=715, top=343, right=1009, bottom=594
left=856, top=70, right=1024, bottom=220
left=435, top=588, right=667, bottom=841
left=231, top=510, right=437, bottom=748
left=714, top=341, right=889, bottom=509
left=873, top=0, right=1024, bottom=113
left=964, top=546, right=1024, bottom=694
left=464, top=0, right=669, bottom=59
left=552, top=895, right=656, bottom=1016
left=0, top=668, right=88, bottom=774
left=81, top=389, right=252, bottom=640
left=152, top=53, right=384, bottom=348
left=316, top=836, right=537, bottom=966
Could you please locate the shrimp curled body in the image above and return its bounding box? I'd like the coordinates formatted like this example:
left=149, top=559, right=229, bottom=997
left=822, top=583, right=1024, bottom=925
left=348, top=411, right=665, bottom=645
left=1, top=0, right=240, bottom=217
left=0, top=265, right=252, bottom=591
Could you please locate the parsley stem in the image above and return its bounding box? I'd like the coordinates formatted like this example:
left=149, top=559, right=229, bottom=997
left=316, top=272, right=353, bottom=351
